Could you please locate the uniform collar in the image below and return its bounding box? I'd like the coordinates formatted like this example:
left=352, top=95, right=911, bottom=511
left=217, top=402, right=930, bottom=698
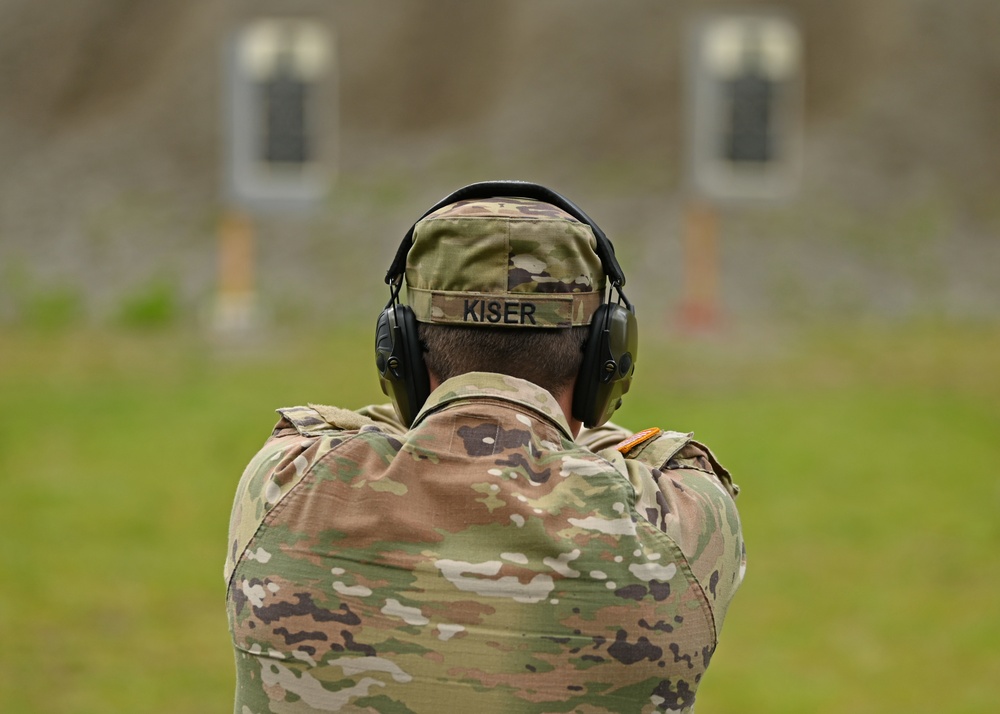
left=412, top=372, right=573, bottom=439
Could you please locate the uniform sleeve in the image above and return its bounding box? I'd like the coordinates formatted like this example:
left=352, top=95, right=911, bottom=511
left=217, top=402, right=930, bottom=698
left=603, top=434, right=746, bottom=632
left=225, top=405, right=396, bottom=585
left=224, top=427, right=335, bottom=585
left=653, top=442, right=745, bottom=629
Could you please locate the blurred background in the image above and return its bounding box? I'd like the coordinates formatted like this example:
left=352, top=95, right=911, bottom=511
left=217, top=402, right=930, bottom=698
left=2, top=0, right=998, bottom=326
left=1, top=1, right=998, bottom=712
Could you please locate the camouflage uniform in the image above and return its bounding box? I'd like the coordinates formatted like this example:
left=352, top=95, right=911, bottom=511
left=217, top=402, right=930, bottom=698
left=225, top=192, right=745, bottom=712
left=226, top=375, right=744, bottom=713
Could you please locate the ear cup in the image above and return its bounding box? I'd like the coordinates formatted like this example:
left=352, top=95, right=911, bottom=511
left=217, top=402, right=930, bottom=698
left=572, top=304, right=639, bottom=428
left=375, top=304, right=430, bottom=427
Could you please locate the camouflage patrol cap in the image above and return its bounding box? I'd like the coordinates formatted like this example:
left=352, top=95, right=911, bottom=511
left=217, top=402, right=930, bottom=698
left=404, top=198, right=606, bottom=328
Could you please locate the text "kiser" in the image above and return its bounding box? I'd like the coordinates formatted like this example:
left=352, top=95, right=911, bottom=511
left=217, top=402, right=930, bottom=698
left=463, top=299, right=537, bottom=325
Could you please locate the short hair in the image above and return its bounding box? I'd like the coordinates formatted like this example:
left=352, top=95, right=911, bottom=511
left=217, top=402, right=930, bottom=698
left=417, top=323, right=589, bottom=397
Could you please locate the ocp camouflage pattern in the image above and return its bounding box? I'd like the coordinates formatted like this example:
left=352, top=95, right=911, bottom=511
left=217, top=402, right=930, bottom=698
left=404, top=198, right=607, bottom=327
left=226, top=373, right=745, bottom=713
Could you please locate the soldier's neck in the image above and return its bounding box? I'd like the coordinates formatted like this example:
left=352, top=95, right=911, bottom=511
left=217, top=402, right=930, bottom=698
left=427, top=372, right=582, bottom=438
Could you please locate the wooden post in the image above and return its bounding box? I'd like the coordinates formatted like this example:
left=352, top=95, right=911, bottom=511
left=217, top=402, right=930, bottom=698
left=212, top=211, right=258, bottom=332
left=677, top=199, right=721, bottom=332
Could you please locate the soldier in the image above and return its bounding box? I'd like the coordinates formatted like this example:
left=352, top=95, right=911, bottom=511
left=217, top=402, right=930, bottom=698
left=225, top=181, right=745, bottom=713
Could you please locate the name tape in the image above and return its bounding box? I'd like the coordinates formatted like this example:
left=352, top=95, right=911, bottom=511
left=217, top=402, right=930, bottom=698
left=462, top=298, right=537, bottom=325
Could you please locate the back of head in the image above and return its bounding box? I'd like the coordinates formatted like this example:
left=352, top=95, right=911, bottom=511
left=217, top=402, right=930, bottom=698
left=375, top=181, right=637, bottom=428
left=417, top=323, right=589, bottom=398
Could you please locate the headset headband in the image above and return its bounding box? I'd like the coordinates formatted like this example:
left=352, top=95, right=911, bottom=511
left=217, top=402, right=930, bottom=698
left=384, top=181, right=628, bottom=299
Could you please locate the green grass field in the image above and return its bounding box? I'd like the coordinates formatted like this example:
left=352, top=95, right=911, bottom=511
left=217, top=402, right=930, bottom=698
left=1, top=322, right=998, bottom=713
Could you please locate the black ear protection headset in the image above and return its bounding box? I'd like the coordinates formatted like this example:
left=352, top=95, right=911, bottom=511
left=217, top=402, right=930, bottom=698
left=375, top=180, right=638, bottom=428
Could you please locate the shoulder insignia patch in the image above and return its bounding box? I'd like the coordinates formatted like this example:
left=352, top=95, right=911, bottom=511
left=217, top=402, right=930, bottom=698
left=615, top=427, right=662, bottom=454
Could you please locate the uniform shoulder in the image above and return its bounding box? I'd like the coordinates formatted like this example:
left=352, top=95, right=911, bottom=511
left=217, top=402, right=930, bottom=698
left=273, top=403, right=406, bottom=438
left=618, top=428, right=739, bottom=499
left=273, top=404, right=375, bottom=437
left=225, top=404, right=401, bottom=585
